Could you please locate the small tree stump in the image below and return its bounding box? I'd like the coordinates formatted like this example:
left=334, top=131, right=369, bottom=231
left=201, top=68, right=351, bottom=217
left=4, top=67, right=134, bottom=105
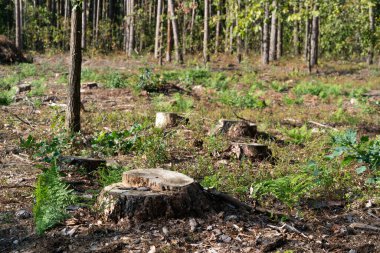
left=16, top=83, right=32, bottom=93
left=210, top=120, right=257, bottom=139
left=155, top=112, right=187, bottom=129
left=229, top=142, right=271, bottom=161
left=58, top=156, right=106, bottom=172
left=97, top=169, right=213, bottom=222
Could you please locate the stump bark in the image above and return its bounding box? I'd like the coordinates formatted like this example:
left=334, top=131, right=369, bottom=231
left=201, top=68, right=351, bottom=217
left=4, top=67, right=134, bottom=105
left=229, top=142, right=271, bottom=161
left=210, top=120, right=257, bottom=139
left=155, top=112, right=187, bottom=129
left=97, top=169, right=214, bottom=222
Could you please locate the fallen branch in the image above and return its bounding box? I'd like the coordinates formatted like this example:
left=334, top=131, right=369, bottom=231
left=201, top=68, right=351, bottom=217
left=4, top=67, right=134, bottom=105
left=308, top=121, right=338, bottom=131
left=268, top=222, right=308, bottom=238
left=1, top=107, right=33, bottom=126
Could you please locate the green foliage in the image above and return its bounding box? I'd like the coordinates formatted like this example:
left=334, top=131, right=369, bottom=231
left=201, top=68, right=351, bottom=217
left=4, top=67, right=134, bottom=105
left=97, top=165, right=130, bottom=187
left=0, top=88, right=16, bottom=105
left=328, top=130, right=380, bottom=182
left=91, top=124, right=142, bottom=156
left=178, top=68, right=211, bottom=87
left=172, top=93, right=194, bottom=112
left=33, top=164, right=76, bottom=235
left=252, top=173, right=315, bottom=207
left=270, top=81, right=289, bottom=92
left=283, top=95, right=303, bottom=105
left=18, top=63, right=37, bottom=78
left=136, top=68, right=164, bottom=92
left=201, top=174, right=222, bottom=189
left=293, top=81, right=342, bottom=99
left=20, top=133, right=72, bottom=163
left=104, top=72, right=128, bottom=88
left=281, top=125, right=312, bottom=145
left=217, top=89, right=266, bottom=109
left=134, top=128, right=168, bottom=167
left=81, top=68, right=101, bottom=82
left=28, top=79, right=46, bottom=97
left=206, top=72, right=229, bottom=91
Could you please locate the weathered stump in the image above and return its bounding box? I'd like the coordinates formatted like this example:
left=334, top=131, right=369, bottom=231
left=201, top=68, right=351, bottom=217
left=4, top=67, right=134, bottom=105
left=155, top=112, right=187, bottom=129
left=97, top=169, right=214, bottom=222
left=16, top=83, right=31, bottom=93
left=210, top=120, right=257, bottom=139
left=229, top=142, right=271, bottom=161
left=58, top=156, right=106, bottom=172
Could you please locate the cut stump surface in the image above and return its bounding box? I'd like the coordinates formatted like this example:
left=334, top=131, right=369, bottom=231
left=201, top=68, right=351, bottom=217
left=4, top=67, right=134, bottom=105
left=155, top=112, right=187, bottom=129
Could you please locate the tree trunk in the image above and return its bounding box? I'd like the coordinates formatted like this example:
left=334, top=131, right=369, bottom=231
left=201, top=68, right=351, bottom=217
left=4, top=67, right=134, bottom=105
left=276, top=20, right=282, bottom=59
left=66, top=3, right=82, bottom=133
left=215, top=2, right=221, bottom=54
left=203, top=0, right=209, bottom=64
left=304, top=5, right=311, bottom=61
left=168, top=0, right=183, bottom=63
left=81, top=0, right=87, bottom=49
left=237, top=0, right=242, bottom=63
left=310, top=2, right=319, bottom=68
left=15, top=0, right=22, bottom=50
left=190, top=0, right=196, bottom=53
left=166, top=6, right=172, bottom=62
left=293, top=1, right=300, bottom=56
left=128, top=0, right=135, bottom=57
left=154, top=0, right=162, bottom=58
left=269, top=0, right=277, bottom=61
left=262, top=2, right=270, bottom=65
left=368, top=3, right=375, bottom=65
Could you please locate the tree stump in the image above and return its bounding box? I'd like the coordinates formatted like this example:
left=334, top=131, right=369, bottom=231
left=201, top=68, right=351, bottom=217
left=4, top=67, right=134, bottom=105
left=155, top=112, right=187, bottom=129
left=97, top=169, right=214, bottom=222
left=210, top=120, right=257, bottom=139
left=229, top=142, right=271, bottom=161
left=58, top=156, right=106, bottom=172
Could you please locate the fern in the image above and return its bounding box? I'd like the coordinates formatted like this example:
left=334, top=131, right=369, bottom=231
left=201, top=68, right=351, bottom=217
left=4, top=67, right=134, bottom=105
left=33, top=164, right=76, bottom=234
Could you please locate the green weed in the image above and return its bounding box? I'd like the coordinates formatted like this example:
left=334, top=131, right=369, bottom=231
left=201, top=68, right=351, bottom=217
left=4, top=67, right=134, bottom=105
left=97, top=165, right=130, bottom=187
left=104, top=72, right=128, bottom=88
left=33, top=164, right=76, bottom=234
left=281, top=125, right=313, bottom=145
left=293, top=81, right=342, bottom=99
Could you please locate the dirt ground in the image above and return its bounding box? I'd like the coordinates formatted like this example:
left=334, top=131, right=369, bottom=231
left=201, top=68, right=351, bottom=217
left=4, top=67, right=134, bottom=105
left=1, top=54, right=380, bottom=253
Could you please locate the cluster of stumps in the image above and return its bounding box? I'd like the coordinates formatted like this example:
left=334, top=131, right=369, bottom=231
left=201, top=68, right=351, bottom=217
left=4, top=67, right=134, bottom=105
left=95, top=112, right=272, bottom=224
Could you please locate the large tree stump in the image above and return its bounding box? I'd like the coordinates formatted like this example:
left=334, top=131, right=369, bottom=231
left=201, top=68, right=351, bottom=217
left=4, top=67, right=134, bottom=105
left=229, top=142, right=271, bottom=161
left=210, top=120, right=257, bottom=139
left=155, top=112, right=187, bottom=129
left=97, top=169, right=214, bottom=222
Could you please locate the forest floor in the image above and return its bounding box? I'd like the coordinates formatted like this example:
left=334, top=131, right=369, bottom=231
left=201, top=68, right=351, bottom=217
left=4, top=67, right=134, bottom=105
left=0, top=53, right=380, bottom=253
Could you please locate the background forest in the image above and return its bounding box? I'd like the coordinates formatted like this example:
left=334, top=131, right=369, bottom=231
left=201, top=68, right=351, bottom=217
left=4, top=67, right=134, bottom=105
left=1, top=0, right=380, bottom=66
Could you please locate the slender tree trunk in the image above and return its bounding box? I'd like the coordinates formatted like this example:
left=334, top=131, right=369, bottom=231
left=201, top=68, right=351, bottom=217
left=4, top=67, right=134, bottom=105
left=128, top=0, right=135, bottom=56
left=293, top=1, right=300, bottom=55
left=276, top=20, right=282, bottom=59
left=182, top=10, right=187, bottom=56
left=66, top=3, right=82, bottom=133
left=368, top=3, right=375, bottom=65
left=215, top=3, right=221, bottom=54
left=168, top=0, right=183, bottom=63
left=81, top=0, right=87, bottom=49
left=304, top=5, right=311, bottom=61
left=269, top=0, right=277, bottom=61
left=262, top=2, right=270, bottom=65
left=166, top=5, right=172, bottom=62
left=190, top=0, right=196, bottom=53
left=203, top=0, right=209, bottom=63
left=237, top=0, right=242, bottom=63
left=154, top=0, right=162, bottom=58
left=310, top=2, right=319, bottom=68
left=96, top=0, right=101, bottom=44
left=158, top=2, right=164, bottom=66
left=15, top=0, right=22, bottom=49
